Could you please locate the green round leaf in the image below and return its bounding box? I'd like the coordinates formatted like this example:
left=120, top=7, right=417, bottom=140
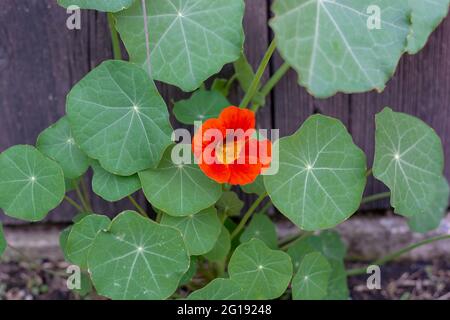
left=216, top=191, right=244, bottom=217
left=241, top=175, right=266, bottom=196
left=240, top=213, right=278, bottom=249
left=139, top=145, right=222, bottom=217
left=179, top=256, right=198, bottom=286
left=270, top=0, right=410, bottom=98
left=228, top=239, right=293, bottom=299
left=0, top=145, right=65, bottom=221
left=57, top=0, right=134, bottom=12
left=0, top=223, right=7, bottom=257
left=37, top=116, right=89, bottom=179
left=88, top=211, right=189, bottom=300
left=91, top=161, right=141, bottom=202
left=373, top=108, right=447, bottom=219
left=264, top=115, right=367, bottom=230
left=203, top=226, right=231, bottom=262
left=66, top=214, right=111, bottom=269
left=408, top=177, right=449, bottom=233
left=67, top=60, right=172, bottom=176
left=188, top=278, right=244, bottom=300
left=173, top=89, right=230, bottom=125
left=114, top=0, right=245, bottom=91
left=292, top=252, right=332, bottom=300
left=161, top=207, right=222, bottom=255
left=407, top=0, right=450, bottom=54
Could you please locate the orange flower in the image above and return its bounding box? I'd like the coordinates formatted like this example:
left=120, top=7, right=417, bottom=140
left=192, top=106, right=272, bottom=185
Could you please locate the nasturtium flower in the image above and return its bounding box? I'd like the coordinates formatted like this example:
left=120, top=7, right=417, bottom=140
left=192, top=106, right=271, bottom=185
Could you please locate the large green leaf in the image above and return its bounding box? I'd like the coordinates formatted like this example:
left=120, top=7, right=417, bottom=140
left=407, top=0, right=450, bottom=54
left=240, top=213, right=278, bottom=249
left=173, top=89, right=230, bottom=125
left=292, top=252, right=332, bottom=300
left=228, top=239, right=292, bottom=299
left=91, top=161, right=141, bottom=202
left=57, top=0, right=134, bottom=12
left=264, top=115, right=366, bottom=230
left=0, top=223, right=6, bottom=257
left=161, top=207, right=222, bottom=255
left=215, top=191, right=244, bottom=217
left=270, top=0, right=410, bottom=98
left=66, top=214, right=111, bottom=269
left=203, top=226, right=231, bottom=262
left=37, top=116, right=89, bottom=179
left=139, top=146, right=222, bottom=217
left=114, top=0, right=245, bottom=92
left=188, top=278, right=244, bottom=300
left=408, top=176, right=449, bottom=233
left=66, top=60, right=172, bottom=176
left=88, top=211, right=189, bottom=300
left=373, top=108, right=447, bottom=219
left=0, top=145, right=65, bottom=221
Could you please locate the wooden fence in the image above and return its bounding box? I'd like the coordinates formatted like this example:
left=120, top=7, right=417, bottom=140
left=1, top=0, right=449, bottom=224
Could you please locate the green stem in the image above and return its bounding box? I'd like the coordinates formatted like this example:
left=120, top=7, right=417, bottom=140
left=107, top=12, right=122, bottom=60
left=347, top=235, right=450, bottom=276
left=365, top=168, right=373, bottom=177
left=361, top=192, right=390, bottom=204
left=279, top=231, right=314, bottom=250
left=251, top=62, right=290, bottom=112
left=156, top=211, right=163, bottom=223
left=80, top=177, right=92, bottom=211
left=64, top=195, right=83, bottom=212
left=239, top=40, right=277, bottom=109
left=259, top=201, right=272, bottom=215
left=127, top=196, right=148, bottom=218
left=231, top=192, right=267, bottom=239
left=75, top=184, right=90, bottom=212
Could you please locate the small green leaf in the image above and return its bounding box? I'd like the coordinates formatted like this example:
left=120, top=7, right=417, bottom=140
left=57, top=0, right=134, bottom=12
left=312, top=230, right=346, bottom=261
left=188, top=278, right=245, bottom=300
left=241, top=175, right=266, bottom=196
left=211, top=78, right=230, bottom=97
left=287, top=237, right=318, bottom=271
left=407, top=0, right=450, bottom=54
left=270, top=0, right=410, bottom=98
left=264, top=115, right=367, bottom=230
left=91, top=161, right=141, bottom=202
left=140, top=145, right=222, bottom=217
left=373, top=108, right=447, bottom=219
left=115, top=0, right=245, bottom=92
left=228, top=239, right=292, bottom=299
left=292, top=252, right=332, bottom=300
left=0, top=223, right=7, bottom=257
left=67, top=60, right=172, bottom=176
left=179, top=256, right=198, bottom=286
left=408, top=177, right=449, bottom=233
left=66, top=214, right=111, bottom=268
left=324, top=259, right=349, bottom=300
left=173, top=89, right=230, bottom=125
left=0, top=145, right=65, bottom=221
left=216, top=191, right=244, bottom=217
left=203, top=226, right=231, bottom=262
left=72, top=212, right=91, bottom=223
left=72, top=271, right=93, bottom=296
left=37, top=117, right=89, bottom=179
left=161, top=207, right=222, bottom=255
left=233, top=53, right=256, bottom=93
left=240, top=214, right=278, bottom=249
left=88, top=211, right=189, bottom=300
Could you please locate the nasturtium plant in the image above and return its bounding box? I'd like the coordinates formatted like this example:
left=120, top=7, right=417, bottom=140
left=0, top=0, right=448, bottom=301
left=114, top=0, right=245, bottom=91
left=264, top=115, right=367, bottom=230
left=67, top=60, right=172, bottom=176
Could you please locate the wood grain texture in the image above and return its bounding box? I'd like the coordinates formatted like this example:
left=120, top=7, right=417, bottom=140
left=1, top=1, right=449, bottom=224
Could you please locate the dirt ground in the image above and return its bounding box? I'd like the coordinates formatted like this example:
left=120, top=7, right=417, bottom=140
left=0, top=257, right=448, bottom=300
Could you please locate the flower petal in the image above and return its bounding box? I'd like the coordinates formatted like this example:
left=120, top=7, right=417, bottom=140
left=218, top=106, right=255, bottom=133
left=198, top=162, right=230, bottom=184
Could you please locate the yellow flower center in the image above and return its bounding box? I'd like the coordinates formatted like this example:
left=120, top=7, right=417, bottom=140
left=216, top=139, right=245, bottom=164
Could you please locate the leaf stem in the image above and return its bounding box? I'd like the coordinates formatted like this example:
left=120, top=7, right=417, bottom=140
left=251, top=62, right=290, bottom=112
left=239, top=39, right=277, bottom=109
left=75, top=184, right=90, bottom=212
left=80, top=177, right=92, bottom=211
left=64, top=195, right=84, bottom=212
left=107, top=13, right=122, bottom=60
left=361, top=192, right=390, bottom=204
left=127, top=195, right=148, bottom=218
left=347, top=234, right=450, bottom=276
left=230, top=192, right=268, bottom=239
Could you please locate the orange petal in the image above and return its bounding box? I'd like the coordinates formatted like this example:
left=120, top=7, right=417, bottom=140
left=198, top=162, right=230, bottom=184
left=228, top=159, right=262, bottom=185
left=192, top=118, right=225, bottom=159
left=218, top=106, right=255, bottom=133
